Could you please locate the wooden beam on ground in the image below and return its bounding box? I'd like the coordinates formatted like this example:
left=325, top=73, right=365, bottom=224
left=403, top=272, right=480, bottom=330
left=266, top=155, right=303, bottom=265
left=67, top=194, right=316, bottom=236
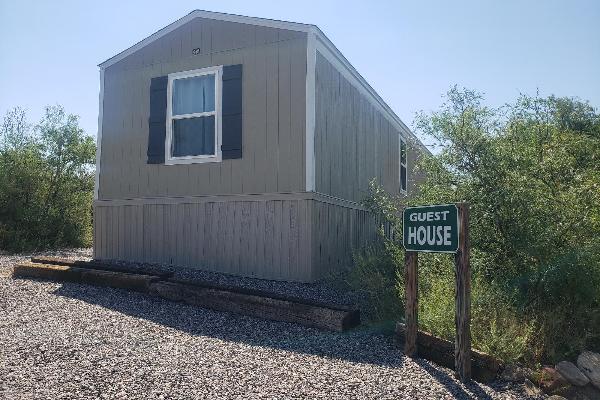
left=396, top=322, right=500, bottom=382
left=13, top=262, right=159, bottom=292
left=30, top=256, right=173, bottom=279
left=148, top=280, right=360, bottom=332
left=13, top=260, right=361, bottom=332
left=168, top=277, right=357, bottom=313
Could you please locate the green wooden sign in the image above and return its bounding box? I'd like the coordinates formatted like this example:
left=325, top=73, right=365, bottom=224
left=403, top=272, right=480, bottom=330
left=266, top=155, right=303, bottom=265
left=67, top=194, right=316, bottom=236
left=403, top=204, right=459, bottom=253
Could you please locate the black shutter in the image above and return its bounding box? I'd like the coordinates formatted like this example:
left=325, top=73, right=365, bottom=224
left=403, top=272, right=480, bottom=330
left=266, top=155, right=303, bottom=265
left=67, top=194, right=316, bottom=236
left=221, top=64, right=243, bottom=159
left=147, top=76, right=168, bottom=164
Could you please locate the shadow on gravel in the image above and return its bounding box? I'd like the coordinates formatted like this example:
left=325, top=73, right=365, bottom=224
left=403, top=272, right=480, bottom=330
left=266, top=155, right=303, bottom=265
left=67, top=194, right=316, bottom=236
left=416, top=359, right=495, bottom=400
left=52, top=283, right=406, bottom=368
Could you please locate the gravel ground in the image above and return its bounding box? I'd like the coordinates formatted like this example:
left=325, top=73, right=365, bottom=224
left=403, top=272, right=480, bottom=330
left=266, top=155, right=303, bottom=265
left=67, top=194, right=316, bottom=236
left=1, top=249, right=539, bottom=399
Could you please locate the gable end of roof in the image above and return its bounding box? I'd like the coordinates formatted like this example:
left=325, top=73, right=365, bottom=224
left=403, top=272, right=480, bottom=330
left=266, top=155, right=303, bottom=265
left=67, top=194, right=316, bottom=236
left=98, top=10, right=431, bottom=155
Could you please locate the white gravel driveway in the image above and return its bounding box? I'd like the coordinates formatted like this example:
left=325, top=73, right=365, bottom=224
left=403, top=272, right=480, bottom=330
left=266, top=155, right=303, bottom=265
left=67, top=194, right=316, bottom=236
left=0, top=250, right=535, bottom=399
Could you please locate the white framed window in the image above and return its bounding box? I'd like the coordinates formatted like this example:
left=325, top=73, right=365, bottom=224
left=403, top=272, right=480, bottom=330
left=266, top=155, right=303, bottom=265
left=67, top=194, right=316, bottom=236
left=165, top=65, right=223, bottom=165
left=400, top=137, right=407, bottom=194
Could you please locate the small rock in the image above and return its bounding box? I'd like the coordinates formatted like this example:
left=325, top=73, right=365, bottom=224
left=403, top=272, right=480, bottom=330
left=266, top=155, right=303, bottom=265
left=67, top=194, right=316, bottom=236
left=524, top=378, right=542, bottom=396
left=539, top=366, right=570, bottom=394
left=551, top=384, right=600, bottom=400
left=577, top=351, right=600, bottom=390
left=547, top=396, right=568, bottom=400
left=556, top=361, right=590, bottom=386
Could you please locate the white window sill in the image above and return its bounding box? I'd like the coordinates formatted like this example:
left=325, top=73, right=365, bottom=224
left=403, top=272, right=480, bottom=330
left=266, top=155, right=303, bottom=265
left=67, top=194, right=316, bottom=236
left=165, top=155, right=222, bottom=165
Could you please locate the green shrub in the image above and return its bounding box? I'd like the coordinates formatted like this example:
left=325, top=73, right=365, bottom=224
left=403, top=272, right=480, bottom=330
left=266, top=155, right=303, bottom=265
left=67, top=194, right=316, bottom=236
left=346, top=89, right=600, bottom=366
left=346, top=243, right=403, bottom=323
left=0, top=106, right=96, bottom=251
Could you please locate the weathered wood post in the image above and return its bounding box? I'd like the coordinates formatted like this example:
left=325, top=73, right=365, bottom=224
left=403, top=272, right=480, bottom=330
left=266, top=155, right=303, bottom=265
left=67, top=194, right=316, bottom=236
left=454, top=202, right=471, bottom=381
left=404, top=251, right=418, bottom=357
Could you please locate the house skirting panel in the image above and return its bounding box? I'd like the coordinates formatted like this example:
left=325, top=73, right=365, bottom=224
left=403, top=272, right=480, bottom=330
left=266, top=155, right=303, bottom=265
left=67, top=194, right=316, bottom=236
left=93, top=192, right=377, bottom=282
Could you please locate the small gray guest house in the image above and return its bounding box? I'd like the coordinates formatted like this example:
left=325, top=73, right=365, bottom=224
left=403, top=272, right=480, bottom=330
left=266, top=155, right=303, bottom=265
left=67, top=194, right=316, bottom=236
left=94, top=10, right=428, bottom=282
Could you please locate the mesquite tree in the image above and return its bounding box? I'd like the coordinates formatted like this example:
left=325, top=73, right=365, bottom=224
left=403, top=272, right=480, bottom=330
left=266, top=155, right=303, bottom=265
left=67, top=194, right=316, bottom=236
left=0, top=106, right=96, bottom=251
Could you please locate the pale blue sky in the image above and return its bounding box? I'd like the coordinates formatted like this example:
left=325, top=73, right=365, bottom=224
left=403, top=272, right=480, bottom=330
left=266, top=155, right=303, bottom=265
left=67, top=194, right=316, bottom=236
left=1, top=0, right=599, bottom=144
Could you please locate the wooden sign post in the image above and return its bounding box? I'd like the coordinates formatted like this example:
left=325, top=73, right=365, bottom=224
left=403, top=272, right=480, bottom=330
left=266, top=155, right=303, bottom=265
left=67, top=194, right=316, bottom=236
left=402, top=202, right=471, bottom=382
left=404, top=251, right=418, bottom=357
left=454, top=202, right=471, bottom=381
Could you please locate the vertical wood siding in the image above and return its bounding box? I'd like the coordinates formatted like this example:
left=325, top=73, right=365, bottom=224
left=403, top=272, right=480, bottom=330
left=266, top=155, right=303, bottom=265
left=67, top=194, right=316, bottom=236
left=98, top=18, right=306, bottom=200
left=94, top=194, right=378, bottom=282
left=314, top=53, right=425, bottom=202
left=310, top=199, right=378, bottom=280
left=94, top=196, right=313, bottom=282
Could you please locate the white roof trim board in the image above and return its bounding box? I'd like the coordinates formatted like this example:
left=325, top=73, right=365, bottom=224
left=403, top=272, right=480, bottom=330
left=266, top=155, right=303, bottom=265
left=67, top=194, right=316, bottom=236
left=98, top=10, right=429, bottom=153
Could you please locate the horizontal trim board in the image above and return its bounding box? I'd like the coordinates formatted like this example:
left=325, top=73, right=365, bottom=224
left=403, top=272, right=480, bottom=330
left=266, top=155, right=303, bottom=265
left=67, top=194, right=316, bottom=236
left=94, top=191, right=366, bottom=211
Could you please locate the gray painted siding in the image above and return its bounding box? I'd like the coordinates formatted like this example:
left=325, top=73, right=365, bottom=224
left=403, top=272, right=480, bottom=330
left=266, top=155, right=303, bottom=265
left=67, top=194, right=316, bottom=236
left=310, top=199, right=377, bottom=280
left=98, top=17, right=307, bottom=200
left=94, top=194, right=313, bottom=282
left=94, top=194, right=377, bottom=282
left=314, top=52, right=425, bottom=203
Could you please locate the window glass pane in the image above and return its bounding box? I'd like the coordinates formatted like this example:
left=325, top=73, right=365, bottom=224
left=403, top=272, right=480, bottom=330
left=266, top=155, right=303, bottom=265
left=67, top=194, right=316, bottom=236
left=400, top=140, right=407, bottom=165
left=172, top=74, right=215, bottom=115
left=172, top=116, right=215, bottom=157
left=401, top=165, right=407, bottom=191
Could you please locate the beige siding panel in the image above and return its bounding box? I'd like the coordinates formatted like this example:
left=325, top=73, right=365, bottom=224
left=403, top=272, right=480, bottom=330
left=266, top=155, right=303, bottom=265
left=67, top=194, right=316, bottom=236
left=99, top=17, right=307, bottom=201
left=277, top=28, right=304, bottom=42
left=297, top=199, right=311, bottom=281
left=244, top=43, right=266, bottom=193
left=264, top=43, right=280, bottom=194
left=309, top=199, right=378, bottom=281
left=204, top=202, right=215, bottom=269
left=256, top=200, right=266, bottom=277
left=93, top=194, right=380, bottom=282
left=240, top=201, right=251, bottom=276
left=106, top=206, right=114, bottom=259
left=93, top=208, right=99, bottom=258
left=290, top=40, right=306, bottom=192
left=121, top=206, right=129, bottom=260
left=269, top=201, right=279, bottom=279
left=288, top=201, right=299, bottom=281
left=94, top=195, right=318, bottom=282
left=210, top=19, right=256, bottom=54
left=314, top=52, right=425, bottom=202
left=277, top=41, right=293, bottom=192
left=255, top=25, right=280, bottom=45
left=189, top=203, right=199, bottom=265
left=247, top=201, right=258, bottom=275
left=264, top=200, right=275, bottom=277
left=230, top=200, right=241, bottom=275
